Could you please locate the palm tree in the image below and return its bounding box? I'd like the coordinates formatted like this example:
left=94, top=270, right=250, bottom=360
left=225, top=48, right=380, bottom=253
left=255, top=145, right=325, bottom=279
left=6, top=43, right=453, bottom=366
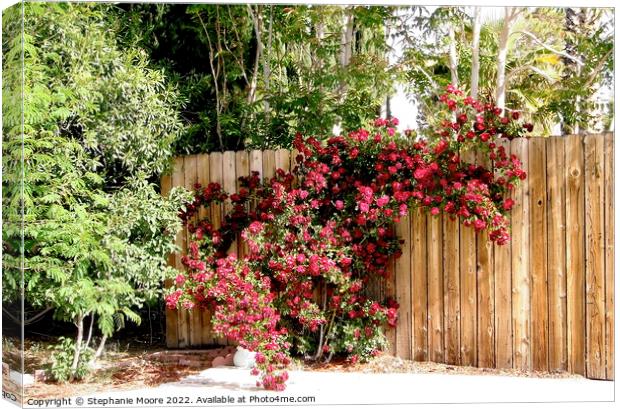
left=399, top=6, right=612, bottom=135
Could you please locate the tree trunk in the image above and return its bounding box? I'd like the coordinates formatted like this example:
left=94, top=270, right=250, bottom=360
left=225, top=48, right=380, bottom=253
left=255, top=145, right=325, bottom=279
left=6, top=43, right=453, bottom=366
left=247, top=5, right=263, bottom=105
left=85, top=313, right=95, bottom=349
left=69, top=315, right=84, bottom=382
left=94, top=335, right=108, bottom=360
left=340, top=9, right=355, bottom=68
left=496, top=8, right=520, bottom=112
left=470, top=7, right=481, bottom=98
left=89, top=334, right=108, bottom=368
left=263, top=5, right=273, bottom=117
left=197, top=12, right=224, bottom=151
left=448, top=23, right=458, bottom=87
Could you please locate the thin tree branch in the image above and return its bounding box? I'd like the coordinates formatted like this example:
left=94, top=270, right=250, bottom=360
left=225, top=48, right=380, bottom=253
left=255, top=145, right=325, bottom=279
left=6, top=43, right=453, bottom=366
left=512, top=30, right=585, bottom=66
left=225, top=6, right=250, bottom=87
left=247, top=4, right=263, bottom=105
left=470, top=6, right=481, bottom=98
left=197, top=11, right=224, bottom=151
left=3, top=306, right=53, bottom=325
left=583, top=48, right=613, bottom=88
left=85, top=313, right=95, bottom=349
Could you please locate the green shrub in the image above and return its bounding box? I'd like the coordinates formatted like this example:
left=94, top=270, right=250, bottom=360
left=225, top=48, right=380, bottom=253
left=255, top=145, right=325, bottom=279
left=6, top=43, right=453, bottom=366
left=47, top=338, right=94, bottom=383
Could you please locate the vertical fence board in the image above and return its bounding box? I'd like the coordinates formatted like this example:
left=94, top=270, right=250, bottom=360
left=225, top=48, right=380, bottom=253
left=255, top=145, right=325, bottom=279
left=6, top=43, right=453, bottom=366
left=208, top=152, right=226, bottom=345
left=290, top=148, right=301, bottom=172
left=262, top=150, right=276, bottom=181
left=235, top=151, right=250, bottom=257
left=494, top=139, right=512, bottom=369
left=412, top=208, right=428, bottom=361
left=250, top=150, right=263, bottom=213
left=477, top=149, right=495, bottom=369
left=443, top=216, right=460, bottom=365
left=250, top=150, right=264, bottom=180
left=196, top=154, right=213, bottom=345
left=222, top=151, right=237, bottom=255
left=209, top=153, right=223, bottom=231
left=547, top=137, right=567, bottom=372
left=222, top=152, right=238, bottom=347
left=161, top=172, right=178, bottom=348
left=275, top=148, right=290, bottom=173
left=604, top=133, right=614, bottom=380
left=511, top=138, right=531, bottom=371
left=565, top=135, right=586, bottom=375
left=427, top=214, right=444, bottom=362
left=395, top=214, right=412, bottom=360
left=386, top=227, right=397, bottom=356
left=183, top=155, right=202, bottom=347
left=529, top=138, right=549, bottom=372
left=460, top=149, right=478, bottom=367
left=172, top=157, right=187, bottom=347
left=477, top=229, right=495, bottom=368
left=585, top=135, right=606, bottom=379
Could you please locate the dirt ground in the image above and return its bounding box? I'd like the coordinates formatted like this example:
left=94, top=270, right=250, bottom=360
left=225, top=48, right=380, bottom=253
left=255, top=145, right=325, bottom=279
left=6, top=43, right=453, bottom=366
left=21, top=341, right=582, bottom=400
left=300, top=354, right=583, bottom=378
left=24, top=347, right=204, bottom=399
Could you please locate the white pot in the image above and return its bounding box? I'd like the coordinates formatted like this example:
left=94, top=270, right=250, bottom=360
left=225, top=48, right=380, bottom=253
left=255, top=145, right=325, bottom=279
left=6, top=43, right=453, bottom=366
left=233, top=346, right=256, bottom=368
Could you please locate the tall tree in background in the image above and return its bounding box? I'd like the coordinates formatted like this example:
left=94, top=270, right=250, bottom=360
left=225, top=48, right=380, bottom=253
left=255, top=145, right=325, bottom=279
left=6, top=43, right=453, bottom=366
left=495, top=7, right=523, bottom=112
left=552, top=7, right=614, bottom=133
left=398, top=6, right=613, bottom=134
left=117, top=4, right=396, bottom=154
left=2, top=3, right=190, bottom=380
left=470, top=7, right=481, bottom=99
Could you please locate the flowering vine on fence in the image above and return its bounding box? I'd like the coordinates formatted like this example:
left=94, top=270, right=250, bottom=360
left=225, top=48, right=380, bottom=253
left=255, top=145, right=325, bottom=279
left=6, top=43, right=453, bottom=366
left=165, top=86, right=531, bottom=390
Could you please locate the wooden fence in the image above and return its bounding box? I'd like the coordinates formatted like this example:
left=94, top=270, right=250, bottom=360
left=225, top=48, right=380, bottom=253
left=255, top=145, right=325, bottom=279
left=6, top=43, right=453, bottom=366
left=161, top=133, right=614, bottom=381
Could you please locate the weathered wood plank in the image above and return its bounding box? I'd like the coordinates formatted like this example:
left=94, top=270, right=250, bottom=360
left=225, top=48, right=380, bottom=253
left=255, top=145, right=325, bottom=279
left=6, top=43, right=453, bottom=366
left=209, top=152, right=224, bottom=231
left=511, top=138, right=531, bottom=371
left=208, top=152, right=226, bottom=345
left=494, top=138, right=512, bottom=369
left=386, top=225, right=397, bottom=357
left=477, top=228, right=494, bottom=368
left=262, top=150, right=276, bottom=181
left=250, top=150, right=264, bottom=180
left=604, top=133, right=614, bottom=380
left=427, top=212, right=444, bottom=362
left=529, top=137, right=548, bottom=372
left=161, top=172, right=178, bottom=348
left=275, top=148, right=290, bottom=173
left=222, top=151, right=237, bottom=255
left=411, top=207, right=428, bottom=361
left=196, top=154, right=214, bottom=345
left=585, top=135, right=606, bottom=379
left=395, top=213, right=412, bottom=360
left=565, top=134, right=586, bottom=376
left=249, top=150, right=263, bottom=212
left=443, top=216, right=460, bottom=365
left=547, top=137, right=567, bottom=372
left=235, top=151, right=250, bottom=257
left=459, top=148, right=477, bottom=367
left=476, top=149, right=495, bottom=369
left=172, top=157, right=188, bottom=347
left=183, top=155, right=202, bottom=347
left=290, top=148, right=301, bottom=172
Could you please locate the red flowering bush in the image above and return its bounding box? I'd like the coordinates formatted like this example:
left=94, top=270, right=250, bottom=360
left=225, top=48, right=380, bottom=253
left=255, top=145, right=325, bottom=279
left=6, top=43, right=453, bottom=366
left=165, top=86, right=531, bottom=390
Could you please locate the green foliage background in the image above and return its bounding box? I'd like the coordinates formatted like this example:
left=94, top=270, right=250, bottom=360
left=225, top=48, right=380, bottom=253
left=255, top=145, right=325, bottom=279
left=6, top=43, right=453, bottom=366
left=2, top=3, right=192, bottom=360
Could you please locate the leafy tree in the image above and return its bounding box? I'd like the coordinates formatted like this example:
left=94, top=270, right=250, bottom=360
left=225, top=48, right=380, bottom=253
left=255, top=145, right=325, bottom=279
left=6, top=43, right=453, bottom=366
left=549, top=7, right=614, bottom=133
left=115, top=4, right=397, bottom=153
left=397, top=6, right=613, bottom=134
left=2, top=2, right=191, bottom=380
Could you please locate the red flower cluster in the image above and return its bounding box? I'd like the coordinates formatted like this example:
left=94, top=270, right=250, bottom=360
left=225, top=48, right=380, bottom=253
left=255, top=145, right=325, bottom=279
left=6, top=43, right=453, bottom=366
left=165, top=86, right=531, bottom=390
